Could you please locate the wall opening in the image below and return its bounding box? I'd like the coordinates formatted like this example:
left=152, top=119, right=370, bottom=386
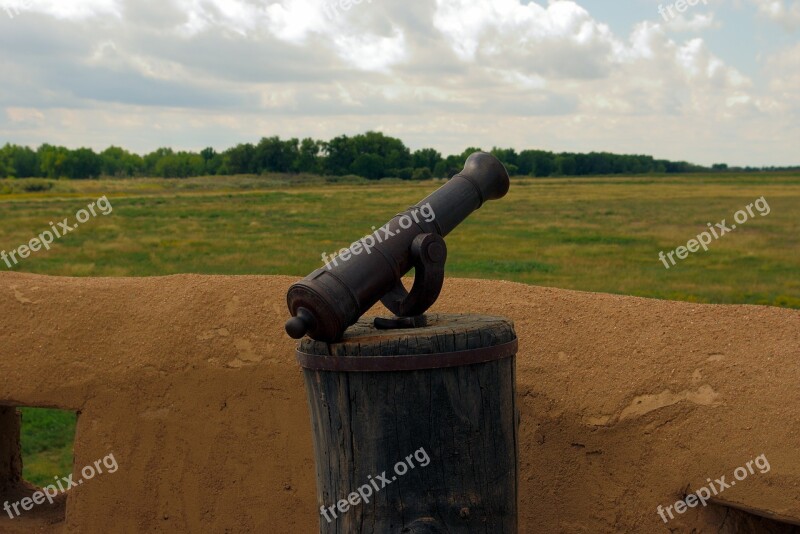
left=0, top=406, right=76, bottom=527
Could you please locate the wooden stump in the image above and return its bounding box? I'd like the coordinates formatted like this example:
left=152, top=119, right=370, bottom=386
left=298, top=314, right=519, bottom=534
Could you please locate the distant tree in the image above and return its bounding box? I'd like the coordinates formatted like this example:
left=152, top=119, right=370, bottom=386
left=517, top=150, right=556, bottom=177
left=412, top=167, right=432, bottom=181
left=60, top=148, right=102, bottom=179
left=352, top=153, right=384, bottom=180
left=0, top=133, right=722, bottom=180
left=200, top=147, right=223, bottom=175
left=432, top=160, right=448, bottom=178
left=663, top=160, right=698, bottom=173
left=323, top=135, right=357, bottom=176
left=433, top=155, right=462, bottom=178
left=412, top=148, right=442, bottom=171
left=586, top=152, right=613, bottom=175
left=556, top=154, right=577, bottom=176
left=350, top=131, right=411, bottom=177
left=200, top=147, right=216, bottom=162
left=101, top=146, right=143, bottom=177
left=143, top=148, right=174, bottom=176
left=223, top=143, right=256, bottom=175
left=6, top=145, right=39, bottom=177
left=458, top=147, right=483, bottom=162
left=153, top=155, right=178, bottom=178
left=296, top=138, right=322, bottom=173
left=0, top=144, right=14, bottom=177
left=392, top=167, right=414, bottom=180
left=153, top=151, right=204, bottom=178
left=490, top=147, right=518, bottom=169
left=38, top=144, right=70, bottom=178
left=652, top=159, right=668, bottom=173
left=253, top=136, right=298, bottom=173
left=516, top=150, right=535, bottom=176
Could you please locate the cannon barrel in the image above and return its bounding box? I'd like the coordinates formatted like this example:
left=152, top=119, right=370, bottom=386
left=285, top=151, right=510, bottom=342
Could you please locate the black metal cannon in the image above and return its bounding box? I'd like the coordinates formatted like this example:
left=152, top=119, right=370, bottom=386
left=287, top=151, right=519, bottom=534
left=285, top=151, right=511, bottom=342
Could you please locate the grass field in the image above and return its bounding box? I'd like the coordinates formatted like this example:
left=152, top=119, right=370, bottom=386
left=17, top=408, right=77, bottom=487
left=2, top=172, right=799, bottom=484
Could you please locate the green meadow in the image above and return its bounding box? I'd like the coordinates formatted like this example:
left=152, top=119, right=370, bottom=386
left=2, top=172, right=799, bottom=485
left=2, top=173, right=799, bottom=305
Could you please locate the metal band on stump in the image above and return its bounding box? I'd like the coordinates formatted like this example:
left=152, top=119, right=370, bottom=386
left=299, top=313, right=519, bottom=533
left=296, top=338, right=517, bottom=371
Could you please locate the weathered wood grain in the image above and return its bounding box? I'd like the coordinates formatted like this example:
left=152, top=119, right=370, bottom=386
left=300, top=314, right=519, bottom=534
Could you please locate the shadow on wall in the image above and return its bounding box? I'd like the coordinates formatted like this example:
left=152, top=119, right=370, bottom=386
left=700, top=503, right=800, bottom=533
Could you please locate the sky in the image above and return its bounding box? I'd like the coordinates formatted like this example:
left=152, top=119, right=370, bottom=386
left=0, top=0, right=798, bottom=166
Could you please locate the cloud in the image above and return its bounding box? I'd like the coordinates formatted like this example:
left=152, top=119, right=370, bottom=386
left=764, top=42, right=800, bottom=111
left=0, top=0, right=121, bottom=20
left=663, top=12, right=720, bottom=32
left=161, top=0, right=410, bottom=72
left=432, top=0, right=619, bottom=79
left=0, top=0, right=796, bottom=166
left=749, top=0, right=800, bottom=30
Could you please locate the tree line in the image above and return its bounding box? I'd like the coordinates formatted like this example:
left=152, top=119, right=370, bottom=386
left=0, top=132, right=794, bottom=180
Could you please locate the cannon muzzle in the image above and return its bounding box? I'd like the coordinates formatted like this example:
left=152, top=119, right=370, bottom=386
left=285, top=151, right=510, bottom=342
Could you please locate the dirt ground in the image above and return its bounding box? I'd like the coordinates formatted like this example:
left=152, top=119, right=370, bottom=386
left=0, top=272, right=799, bottom=533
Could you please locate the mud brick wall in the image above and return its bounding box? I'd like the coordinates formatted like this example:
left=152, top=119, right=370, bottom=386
left=1, top=272, right=798, bottom=533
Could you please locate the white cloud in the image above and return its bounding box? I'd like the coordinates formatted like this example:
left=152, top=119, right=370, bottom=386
left=263, top=0, right=327, bottom=42
left=159, top=0, right=409, bottom=72
left=0, top=0, right=797, bottom=166
left=764, top=42, right=800, bottom=110
left=664, top=13, right=720, bottom=32
left=1, top=0, right=121, bottom=20
left=430, top=2, right=752, bottom=120
left=750, top=0, right=800, bottom=30
left=331, top=30, right=407, bottom=73
left=433, top=0, right=618, bottom=78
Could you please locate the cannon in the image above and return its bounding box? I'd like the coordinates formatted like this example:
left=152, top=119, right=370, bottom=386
left=288, top=152, right=518, bottom=533
left=285, top=151, right=510, bottom=342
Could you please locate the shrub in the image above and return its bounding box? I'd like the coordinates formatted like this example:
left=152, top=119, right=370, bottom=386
left=21, top=179, right=54, bottom=192
left=412, top=167, right=432, bottom=181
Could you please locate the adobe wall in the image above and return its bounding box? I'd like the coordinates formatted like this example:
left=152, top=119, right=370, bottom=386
left=0, top=272, right=798, bottom=532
